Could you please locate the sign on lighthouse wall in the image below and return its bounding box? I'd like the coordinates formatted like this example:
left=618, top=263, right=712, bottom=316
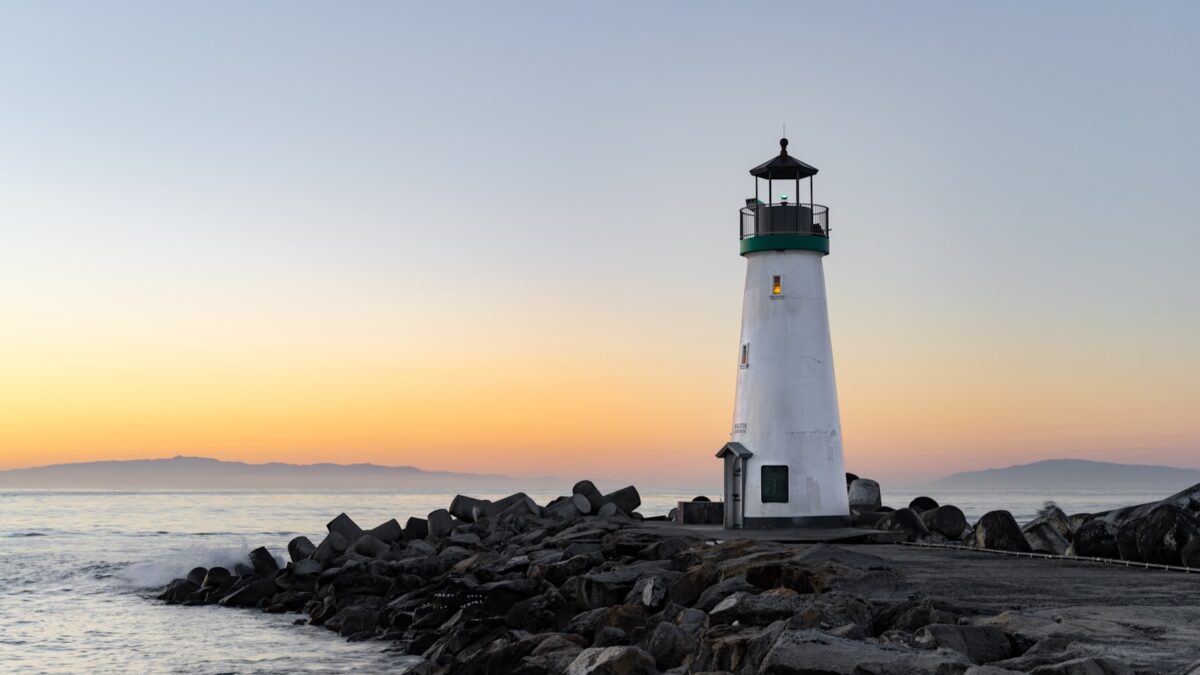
left=716, top=138, right=851, bottom=529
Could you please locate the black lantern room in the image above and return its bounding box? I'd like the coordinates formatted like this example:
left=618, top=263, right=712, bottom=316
left=739, top=138, right=830, bottom=256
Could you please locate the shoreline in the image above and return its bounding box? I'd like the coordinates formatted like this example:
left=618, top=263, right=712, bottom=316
left=153, top=481, right=1200, bottom=674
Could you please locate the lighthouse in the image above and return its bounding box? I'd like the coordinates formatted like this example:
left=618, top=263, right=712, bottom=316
left=716, top=138, right=851, bottom=529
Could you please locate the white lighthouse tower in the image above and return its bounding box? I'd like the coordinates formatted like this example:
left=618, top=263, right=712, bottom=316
left=716, top=138, right=850, bottom=528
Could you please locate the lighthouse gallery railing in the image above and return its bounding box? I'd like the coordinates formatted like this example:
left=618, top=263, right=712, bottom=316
left=739, top=203, right=829, bottom=240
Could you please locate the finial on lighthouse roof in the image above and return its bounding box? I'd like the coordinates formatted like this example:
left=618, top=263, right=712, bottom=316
left=749, top=137, right=817, bottom=180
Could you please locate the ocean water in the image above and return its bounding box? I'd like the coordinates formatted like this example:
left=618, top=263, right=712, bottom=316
left=0, top=488, right=1167, bottom=674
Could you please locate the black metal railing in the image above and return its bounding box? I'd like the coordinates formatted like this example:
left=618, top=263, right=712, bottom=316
left=739, top=203, right=829, bottom=239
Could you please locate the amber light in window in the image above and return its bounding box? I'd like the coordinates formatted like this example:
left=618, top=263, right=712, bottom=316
left=772, top=275, right=782, bottom=295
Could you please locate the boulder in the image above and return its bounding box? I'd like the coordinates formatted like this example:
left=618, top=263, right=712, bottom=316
left=313, top=532, right=348, bottom=565
left=218, top=578, right=277, bottom=607
left=908, top=496, right=940, bottom=513
left=449, top=495, right=490, bottom=523
left=287, top=536, right=316, bottom=563
left=544, top=498, right=584, bottom=522
left=566, top=646, right=657, bottom=675
left=200, top=566, right=231, bottom=589
left=351, top=534, right=389, bottom=558
left=427, top=509, right=454, bottom=539
left=403, top=517, right=428, bottom=540
left=974, top=511, right=1032, bottom=553
left=572, top=493, right=594, bottom=515
left=647, top=621, right=695, bottom=670
left=603, top=486, right=641, bottom=515
left=471, top=500, right=498, bottom=522
left=1135, top=504, right=1200, bottom=565
left=1071, top=519, right=1119, bottom=559
left=573, top=480, right=608, bottom=512
left=848, top=479, right=882, bottom=511
left=1116, top=519, right=1143, bottom=562
left=185, top=567, right=207, bottom=586
left=877, top=508, right=930, bottom=542
left=598, top=502, right=626, bottom=519
left=326, top=513, right=364, bottom=542
left=1030, top=656, right=1134, bottom=675
left=1024, top=506, right=1074, bottom=543
left=845, top=472, right=859, bottom=489
left=920, top=505, right=969, bottom=539
left=248, top=546, right=279, bottom=576
left=367, top=518, right=404, bottom=544
left=1182, top=536, right=1200, bottom=568
left=1023, top=522, right=1070, bottom=555
left=914, top=623, right=1014, bottom=664
left=158, top=578, right=198, bottom=603
left=494, top=491, right=536, bottom=512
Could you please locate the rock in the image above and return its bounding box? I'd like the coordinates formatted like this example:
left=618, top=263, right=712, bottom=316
left=248, top=547, right=279, bottom=576
left=1071, top=519, right=1119, bottom=559
left=848, top=479, right=882, bottom=511
left=1067, top=513, right=1092, bottom=532
left=200, top=566, right=231, bottom=589
left=573, top=480, right=608, bottom=512
left=1024, top=522, right=1070, bottom=555
left=292, top=559, right=322, bottom=577
left=1030, top=656, right=1134, bottom=675
left=367, top=518, right=404, bottom=544
left=494, top=491, right=537, bottom=512
left=403, top=517, right=428, bottom=540
left=576, top=561, right=671, bottom=610
left=908, top=496, right=939, bottom=513
left=158, top=578, right=198, bottom=603
left=964, top=668, right=1027, bottom=675
left=449, top=494, right=490, bottom=523
left=920, top=505, right=969, bottom=539
left=326, top=513, right=364, bottom=542
left=351, top=534, right=390, bottom=558
left=648, top=622, right=695, bottom=670
left=598, top=502, right=625, bottom=518
left=313, top=532, right=348, bottom=565
left=1182, top=536, right=1200, bottom=568
left=876, top=508, right=930, bottom=542
left=1024, top=506, right=1074, bottom=543
left=287, top=536, right=316, bottom=563
left=760, top=628, right=953, bottom=675
left=603, top=486, right=641, bottom=515
left=471, top=501, right=498, bottom=522
left=545, top=498, right=584, bottom=522
left=913, top=623, right=1013, bottom=664
left=1116, top=519, right=1142, bottom=561
left=427, top=509, right=454, bottom=539
left=566, top=646, right=657, bottom=675
left=572, top=493, right=594, bottom=515
left=974, top=511, right=1032, bottom=553
left=1135, top=504, right=1200, bottom=565
left=185, top=567, right=207, bottom=586
left=218, top=578, right=277, bottom=607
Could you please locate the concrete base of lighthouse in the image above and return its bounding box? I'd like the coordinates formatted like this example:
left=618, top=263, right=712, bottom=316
left=721, top=246, right=851, bottom=529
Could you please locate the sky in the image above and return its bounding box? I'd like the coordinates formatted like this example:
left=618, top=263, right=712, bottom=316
left=1, top=2, right=1198, bottom=487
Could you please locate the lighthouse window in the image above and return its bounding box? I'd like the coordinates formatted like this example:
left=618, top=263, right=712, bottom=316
left=740, top=343, right=750, bottom=368
left=761, top=465, right=789, bottom=503
left=771, top=275, right=783, bottom=296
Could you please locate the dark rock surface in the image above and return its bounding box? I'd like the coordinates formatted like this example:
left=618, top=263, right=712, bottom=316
left=974, top=511, right=1033, bottom=553
left=155, top=486, right=1195, bottom=674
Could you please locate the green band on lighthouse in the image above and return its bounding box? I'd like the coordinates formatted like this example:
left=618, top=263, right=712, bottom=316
left=739, top=234, right=830, bottom=256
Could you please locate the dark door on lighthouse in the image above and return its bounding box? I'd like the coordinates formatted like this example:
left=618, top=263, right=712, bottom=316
left=716, top=443, right=752, bottom=529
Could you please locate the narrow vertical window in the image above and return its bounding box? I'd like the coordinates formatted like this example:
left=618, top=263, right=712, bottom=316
left=771, top=275, right=783, bottom=296
left=740, top=343, right=750, bottom=368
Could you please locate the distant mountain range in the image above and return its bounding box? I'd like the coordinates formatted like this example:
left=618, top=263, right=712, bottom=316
left=0, top=456, right=567, bottom=491
left=931, top=459, right=1200, bottom=491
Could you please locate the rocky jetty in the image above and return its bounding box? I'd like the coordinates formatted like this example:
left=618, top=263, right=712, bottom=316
left=153, top=479, right=1189, bottom=674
